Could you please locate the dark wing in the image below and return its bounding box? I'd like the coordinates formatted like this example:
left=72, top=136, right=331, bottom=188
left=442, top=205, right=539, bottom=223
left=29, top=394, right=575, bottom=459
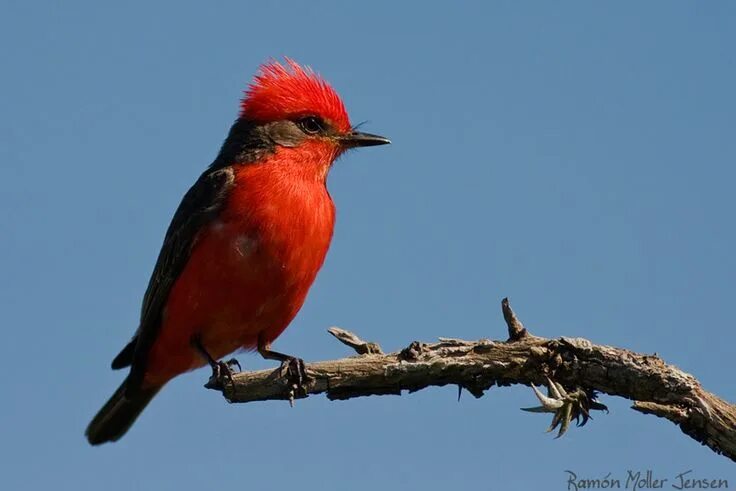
left=111, top=166, right=235, bottom=392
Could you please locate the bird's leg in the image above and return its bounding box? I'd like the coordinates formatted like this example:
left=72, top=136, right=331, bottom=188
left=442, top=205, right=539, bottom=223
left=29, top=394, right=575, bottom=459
left=521, top=377, right=608, bottom=437
left=257, top=337, right=310, bottom=401
left=190, top=335, right=241, bottom=391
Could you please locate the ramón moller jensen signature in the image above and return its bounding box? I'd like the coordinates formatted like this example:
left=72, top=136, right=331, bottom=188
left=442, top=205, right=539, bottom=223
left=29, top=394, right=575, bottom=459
left=565, top=469, right=729, bottom=490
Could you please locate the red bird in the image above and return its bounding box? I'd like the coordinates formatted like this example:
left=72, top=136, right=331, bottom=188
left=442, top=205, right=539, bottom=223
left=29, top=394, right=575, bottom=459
left=86, top=59, right=390, bottom=445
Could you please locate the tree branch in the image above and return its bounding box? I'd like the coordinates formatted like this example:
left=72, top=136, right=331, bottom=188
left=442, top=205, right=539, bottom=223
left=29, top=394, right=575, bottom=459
left=211, top=298, right=736, bottom=462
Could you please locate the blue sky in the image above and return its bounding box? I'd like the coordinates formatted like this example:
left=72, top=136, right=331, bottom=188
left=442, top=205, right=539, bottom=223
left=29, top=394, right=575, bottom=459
left=2, top=1, right=735, bottom=489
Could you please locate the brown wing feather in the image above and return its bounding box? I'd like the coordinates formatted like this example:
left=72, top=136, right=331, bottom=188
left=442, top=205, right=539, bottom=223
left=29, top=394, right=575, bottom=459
left=112, top=167, right=235, bottom=393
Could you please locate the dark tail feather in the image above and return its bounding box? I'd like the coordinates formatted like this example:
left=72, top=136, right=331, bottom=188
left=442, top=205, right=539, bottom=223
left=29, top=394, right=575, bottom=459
left=85, top=378, right=160, bottom=445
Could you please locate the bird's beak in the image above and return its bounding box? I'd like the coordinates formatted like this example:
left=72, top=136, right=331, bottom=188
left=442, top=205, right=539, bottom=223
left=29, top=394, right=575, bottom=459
left=338, top=131, right=391, bottom=148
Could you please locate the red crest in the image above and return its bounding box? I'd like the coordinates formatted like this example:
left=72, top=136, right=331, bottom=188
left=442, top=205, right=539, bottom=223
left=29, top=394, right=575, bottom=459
left=241, top=58, right=351, bottom=133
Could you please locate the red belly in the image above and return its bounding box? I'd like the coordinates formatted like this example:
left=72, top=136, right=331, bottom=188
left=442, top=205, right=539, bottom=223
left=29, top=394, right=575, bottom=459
left=142, top=161, right=336, bottom=387
left=146, top=230, right=292, bottom=384
left=143, top=220, right=331, bottom=386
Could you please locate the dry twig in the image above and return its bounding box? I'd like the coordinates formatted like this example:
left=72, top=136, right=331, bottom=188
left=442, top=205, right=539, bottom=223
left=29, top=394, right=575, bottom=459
left=208, top=298, right=736, bottom=462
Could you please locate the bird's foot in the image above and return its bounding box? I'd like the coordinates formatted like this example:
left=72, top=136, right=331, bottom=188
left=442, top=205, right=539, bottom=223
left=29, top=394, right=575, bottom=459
left=191, top=335, right=241, bottom=393
left=204, top=358, right=241, bottom=392
left=521, top=377, right=608, bottom=437
left=257, top=341, right=311, bottom=405
left=278, top=356, right=310, bottom=406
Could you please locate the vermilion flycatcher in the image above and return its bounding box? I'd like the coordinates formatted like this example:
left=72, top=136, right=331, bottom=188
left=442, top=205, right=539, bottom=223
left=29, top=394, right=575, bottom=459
left=86, top=59, right=390, bottom=445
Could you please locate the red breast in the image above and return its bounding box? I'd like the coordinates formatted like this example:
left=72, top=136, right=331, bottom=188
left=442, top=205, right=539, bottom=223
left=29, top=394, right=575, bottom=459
left=144, top=143, right=336, bottom=385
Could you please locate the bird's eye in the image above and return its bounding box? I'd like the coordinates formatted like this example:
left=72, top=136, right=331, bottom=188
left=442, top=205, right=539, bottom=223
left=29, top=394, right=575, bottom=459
left=298, top=116, right=325, bottom=135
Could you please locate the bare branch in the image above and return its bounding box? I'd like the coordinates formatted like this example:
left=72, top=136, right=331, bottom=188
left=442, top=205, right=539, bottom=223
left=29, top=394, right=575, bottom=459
left=212, top=299, right=736, bottom=462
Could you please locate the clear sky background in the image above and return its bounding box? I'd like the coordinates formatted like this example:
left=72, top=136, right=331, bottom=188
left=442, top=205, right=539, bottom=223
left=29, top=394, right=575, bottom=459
left=2, top=1, right=735, bottom=489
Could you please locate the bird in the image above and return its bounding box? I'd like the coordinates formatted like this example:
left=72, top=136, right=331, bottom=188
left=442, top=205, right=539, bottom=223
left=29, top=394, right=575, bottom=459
left=85, top=58, right=390, bottom=445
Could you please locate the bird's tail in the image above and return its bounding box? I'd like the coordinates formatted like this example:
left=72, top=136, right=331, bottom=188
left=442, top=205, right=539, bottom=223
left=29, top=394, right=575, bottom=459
left=85, top=377, right=161, bottom=445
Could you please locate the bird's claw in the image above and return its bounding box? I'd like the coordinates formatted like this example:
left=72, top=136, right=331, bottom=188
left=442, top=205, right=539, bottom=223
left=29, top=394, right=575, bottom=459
left=204, top=358, right=241, bottom=392
left=521, top=377, right=608, bottom=437
left=225, top=358, right=241, bottom=372
left=278, top=357, right=309, bottom=405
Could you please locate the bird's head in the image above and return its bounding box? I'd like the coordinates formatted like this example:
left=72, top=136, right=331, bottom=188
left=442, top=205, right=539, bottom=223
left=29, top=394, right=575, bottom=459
left=234, top=59, right=389, bottom=172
